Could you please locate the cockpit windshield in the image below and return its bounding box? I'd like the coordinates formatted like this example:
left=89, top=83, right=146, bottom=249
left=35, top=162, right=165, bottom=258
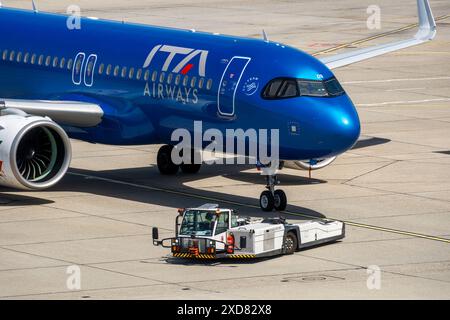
left=262, top=76, right=345, bottom=99
left=179, top=210, right=217, bottom=236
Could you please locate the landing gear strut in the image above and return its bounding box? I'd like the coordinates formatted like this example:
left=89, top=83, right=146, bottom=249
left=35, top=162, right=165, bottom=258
left=157, top=145, right=202, bottom=175
left=259, top=174, right=287, bottom=212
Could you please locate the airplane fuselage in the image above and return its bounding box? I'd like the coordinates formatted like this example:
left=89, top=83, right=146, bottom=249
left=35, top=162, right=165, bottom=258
left=0, top=7, right=360, bottom=161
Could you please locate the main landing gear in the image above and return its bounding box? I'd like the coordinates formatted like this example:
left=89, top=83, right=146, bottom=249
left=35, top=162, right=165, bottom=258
left=157, top=145, right=201, bottom=175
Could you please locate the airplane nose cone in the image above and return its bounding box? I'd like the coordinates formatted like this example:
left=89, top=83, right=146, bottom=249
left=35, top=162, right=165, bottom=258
left=327, top=102, right=360, bottom=154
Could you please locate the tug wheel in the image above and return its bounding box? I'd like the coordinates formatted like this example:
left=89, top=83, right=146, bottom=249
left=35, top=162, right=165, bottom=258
left=284, top=232, right=298, bottom=255
left=260, top=190, right=275, bottom=211
left=273, top=189, right=287, bottom=211
left=157, top=145, right=179, bottom=175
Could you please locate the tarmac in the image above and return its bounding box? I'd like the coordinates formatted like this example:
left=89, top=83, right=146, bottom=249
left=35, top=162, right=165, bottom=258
left=0, top=0, right=449, bottom=299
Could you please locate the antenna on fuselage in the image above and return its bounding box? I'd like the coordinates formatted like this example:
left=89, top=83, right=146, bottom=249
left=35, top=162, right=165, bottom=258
left=262, top=29, right=269, bottom=42
left=31, top=0, right=38, bottom=12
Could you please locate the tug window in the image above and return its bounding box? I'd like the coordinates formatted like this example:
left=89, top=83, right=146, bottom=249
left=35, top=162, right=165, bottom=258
left=215, top=213, right=229, bottom=235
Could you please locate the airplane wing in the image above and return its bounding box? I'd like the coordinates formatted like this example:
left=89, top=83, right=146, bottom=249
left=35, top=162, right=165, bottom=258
left=0, top=98, right=103, bottom=127
left=320, top=0, right=436, bottom=70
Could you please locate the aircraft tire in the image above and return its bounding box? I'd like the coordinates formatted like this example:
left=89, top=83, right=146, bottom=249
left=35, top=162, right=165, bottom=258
left=260, top=190, right=275, bottom=211
left=274, top=189, right=287, bottom=211
left=157, top=145, right=179, bottom=175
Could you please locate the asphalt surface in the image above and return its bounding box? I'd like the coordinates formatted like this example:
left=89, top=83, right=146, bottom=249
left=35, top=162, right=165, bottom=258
left=0, top=0, right=449, bottom=299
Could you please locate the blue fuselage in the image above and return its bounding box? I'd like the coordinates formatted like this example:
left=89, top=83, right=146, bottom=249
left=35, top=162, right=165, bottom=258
left=0, top=7, right=360, bottom=160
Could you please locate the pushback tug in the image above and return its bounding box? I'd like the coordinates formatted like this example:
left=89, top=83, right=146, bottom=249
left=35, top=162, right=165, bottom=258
left=152, top=204, right=345, bottom=259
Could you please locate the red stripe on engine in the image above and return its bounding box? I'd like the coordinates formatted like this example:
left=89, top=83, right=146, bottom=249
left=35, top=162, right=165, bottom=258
left=180, top=63, right=194, bottom=75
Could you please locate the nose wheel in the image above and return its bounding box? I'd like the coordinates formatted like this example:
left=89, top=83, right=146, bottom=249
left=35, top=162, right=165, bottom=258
left=259, top=174, right=287, bottom=212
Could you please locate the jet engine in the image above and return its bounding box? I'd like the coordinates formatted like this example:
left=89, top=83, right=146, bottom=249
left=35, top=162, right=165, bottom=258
left=285, top=157, right=337, bottom=171
left=0, top=113, right=71, bottom=190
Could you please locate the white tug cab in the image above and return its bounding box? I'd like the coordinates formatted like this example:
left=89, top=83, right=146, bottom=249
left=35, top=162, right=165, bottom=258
left=152, top=204, right=345, bottom=259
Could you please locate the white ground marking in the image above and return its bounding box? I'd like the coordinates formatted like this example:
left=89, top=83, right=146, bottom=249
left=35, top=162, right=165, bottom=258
left=342, top=76, right=450, bottom=85
left=357, top=98, right=450, bottom=107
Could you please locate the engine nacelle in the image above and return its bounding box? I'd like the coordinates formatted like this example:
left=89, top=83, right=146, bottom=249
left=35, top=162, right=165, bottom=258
left=0, top=114, right=71, bottom=190
left=285, top=157, right=337, bottom=171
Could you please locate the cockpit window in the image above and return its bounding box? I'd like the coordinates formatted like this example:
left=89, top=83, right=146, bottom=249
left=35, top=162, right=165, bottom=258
left=263, top=78, right=298, bottom=99
left=297, top=80, right=328, bottom=97
left=324, top=77, right=345, bottom=96
left=262, top=77, right=345, bottom=99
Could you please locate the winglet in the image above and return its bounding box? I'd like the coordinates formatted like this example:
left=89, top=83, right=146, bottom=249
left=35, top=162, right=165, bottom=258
left=415, top=0, right=436, bottom=40
left=32, top=0, right=38, bottom=13
left=262, top=29, right=269, bottom=42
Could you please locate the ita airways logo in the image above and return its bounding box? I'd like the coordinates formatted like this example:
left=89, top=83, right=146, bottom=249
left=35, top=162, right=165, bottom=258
left=143, top=45, right=209, bottom=77
left=242, top=77, right=260, bottom=96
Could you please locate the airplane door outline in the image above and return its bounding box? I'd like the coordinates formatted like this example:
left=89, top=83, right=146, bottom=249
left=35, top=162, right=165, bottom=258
left=83, top=54, right=97, bottom=87
left=72, top=52, right=86, bottom=85
left=217, top=56, right=251, bottom=117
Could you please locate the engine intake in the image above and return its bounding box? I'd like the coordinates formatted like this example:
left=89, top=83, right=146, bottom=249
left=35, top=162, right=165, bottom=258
left=0, top=114, right=71, bottom=190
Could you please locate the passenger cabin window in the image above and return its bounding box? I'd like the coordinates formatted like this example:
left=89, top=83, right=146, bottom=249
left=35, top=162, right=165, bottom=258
left=2, top=50, right=7, bottom=60
left=136, top=69, right=142, bottom=80
left=262, top=77, right=345, bottom=99
left=206, top=79, right=213, bottom=90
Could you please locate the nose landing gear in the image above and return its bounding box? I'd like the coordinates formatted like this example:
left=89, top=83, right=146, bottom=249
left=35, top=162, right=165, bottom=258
left=259, top=172, right=287, bottom=212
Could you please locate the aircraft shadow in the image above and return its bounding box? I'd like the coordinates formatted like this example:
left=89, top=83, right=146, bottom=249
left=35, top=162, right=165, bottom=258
left=352, top=137, right=391, bottom=150
left=0, top=192, right=54, bottom=206
left=53, top=163, right=328, bottom=220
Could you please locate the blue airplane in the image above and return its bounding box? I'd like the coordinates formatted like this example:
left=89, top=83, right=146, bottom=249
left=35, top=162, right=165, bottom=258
left=0, top=0, right=436, bottom=211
